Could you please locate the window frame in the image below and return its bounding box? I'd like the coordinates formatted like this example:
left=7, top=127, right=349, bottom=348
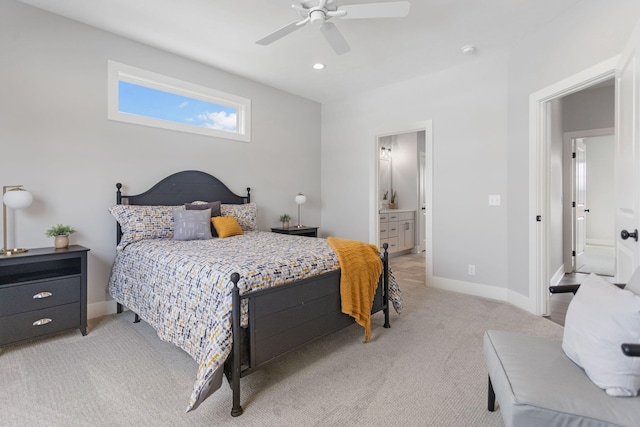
left=107, top=60, right=251, bottom=142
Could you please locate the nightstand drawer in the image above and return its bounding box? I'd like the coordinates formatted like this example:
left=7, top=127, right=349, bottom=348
left=0, top=277, right=81, bottom=317
left=0, top=302, right=80, bottom=345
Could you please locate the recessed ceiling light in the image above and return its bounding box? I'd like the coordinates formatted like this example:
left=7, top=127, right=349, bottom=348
left=312, top=63, right=326, bottom=70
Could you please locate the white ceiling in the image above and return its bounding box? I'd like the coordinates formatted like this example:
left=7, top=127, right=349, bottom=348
left=19, top=0, right=583, bottom=103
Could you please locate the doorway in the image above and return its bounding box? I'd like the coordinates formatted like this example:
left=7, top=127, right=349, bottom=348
left=371, top=120, right=433, bottom=282
left=529, top=57, right=617, bottom=316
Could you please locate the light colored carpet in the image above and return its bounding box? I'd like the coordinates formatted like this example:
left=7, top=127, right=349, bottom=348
left=0, top=274, right=562, bottom=426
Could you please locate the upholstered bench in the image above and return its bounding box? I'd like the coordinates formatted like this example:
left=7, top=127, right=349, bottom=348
left=484, top=329, right=640, bottom=427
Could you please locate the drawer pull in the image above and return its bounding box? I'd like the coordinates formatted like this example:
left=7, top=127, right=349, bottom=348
left=33, top=318, right=52, bottom=326
left=33, top=292, right=53, bottom=299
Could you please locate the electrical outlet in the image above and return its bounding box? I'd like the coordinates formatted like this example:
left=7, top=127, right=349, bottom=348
left=468, top=264, right=476, bottom=276
left=488, top=195, right=501, bottom=206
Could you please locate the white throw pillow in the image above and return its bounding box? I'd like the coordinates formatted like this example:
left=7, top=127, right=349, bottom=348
left=562, top=273, right=640, bottom=396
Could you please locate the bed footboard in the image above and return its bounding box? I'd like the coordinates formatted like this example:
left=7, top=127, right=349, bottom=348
left=227, top=243, right=390, bottom=416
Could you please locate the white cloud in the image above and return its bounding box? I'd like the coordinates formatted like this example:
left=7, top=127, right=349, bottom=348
left=197, top=110, right=237, bottom=132
left=178, top=101, right=189, bottom=109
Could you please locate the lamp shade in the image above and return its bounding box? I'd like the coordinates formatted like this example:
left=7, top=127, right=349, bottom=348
left=295, top=193, right=307, bottom=205
left=3, top=188, right=33, bottom=209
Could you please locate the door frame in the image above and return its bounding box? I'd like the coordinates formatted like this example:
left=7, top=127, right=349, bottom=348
left=529, top=56, right=618, bottom=316
left=370, top=120, right=433, bottom=281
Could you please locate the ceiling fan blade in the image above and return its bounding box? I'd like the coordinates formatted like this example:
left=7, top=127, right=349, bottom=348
left=339, top=1, right=411, bottom=19
left=320, top=22, right=351, bottom=55
left=256, top=20, right=306, bottom=45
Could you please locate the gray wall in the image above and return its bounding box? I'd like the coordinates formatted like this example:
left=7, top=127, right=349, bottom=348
left=322, top=0, right=640, bottom=307
left=323, top=52, right=510, bottom=289
left=563, top=86, right=615, bottom=132
left=1, top=0, right=321, bottom=317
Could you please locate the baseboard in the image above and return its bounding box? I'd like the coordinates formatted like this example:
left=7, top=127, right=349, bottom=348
left=428, top=276, right=540, bottom=315
left=428, top=276, right=508, bottom=302
left=551, top=264, right=565, bottom=287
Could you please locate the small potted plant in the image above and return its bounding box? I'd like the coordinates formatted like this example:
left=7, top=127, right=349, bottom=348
left=45, top=224, right=77, bottom=249
left=389, top=190, right=397, bottom=209
left=279, top=213, right=291, bottom=229
left=381, top=190, right=390, bottom=210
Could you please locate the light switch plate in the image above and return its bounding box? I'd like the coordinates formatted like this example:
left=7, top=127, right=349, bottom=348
left=488, top=195, right=501, bottom=206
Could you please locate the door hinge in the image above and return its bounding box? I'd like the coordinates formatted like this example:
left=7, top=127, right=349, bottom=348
left=572, top=152, right=576, bottom=158
left=536, top=215, right=542, bottom=222
left=572, top=250, right=576, bottom=257
left=572, top=201, right=575, bottom=208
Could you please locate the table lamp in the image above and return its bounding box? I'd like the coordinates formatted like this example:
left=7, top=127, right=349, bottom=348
left=3, top=185, right=33, bottom=254
left=295, top=193, right=307, bottom=228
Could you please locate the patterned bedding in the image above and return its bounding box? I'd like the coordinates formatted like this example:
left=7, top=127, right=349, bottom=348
left=108, top=231, right=401, bottom=411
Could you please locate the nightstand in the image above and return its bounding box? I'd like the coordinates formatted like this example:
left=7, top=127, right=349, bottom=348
left=0, top=245, right=89, bottom=346
left=271, top=226, right=318, bottom=238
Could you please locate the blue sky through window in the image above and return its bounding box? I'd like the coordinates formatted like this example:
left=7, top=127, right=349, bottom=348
left=118, top=81, right=238, bottom=132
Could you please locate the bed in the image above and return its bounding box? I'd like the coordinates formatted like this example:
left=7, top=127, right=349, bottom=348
left=108, top=170, right=400, bottom=416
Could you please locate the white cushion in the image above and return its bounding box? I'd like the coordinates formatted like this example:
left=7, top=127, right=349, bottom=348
left=562, top=273, right=640, bottom=396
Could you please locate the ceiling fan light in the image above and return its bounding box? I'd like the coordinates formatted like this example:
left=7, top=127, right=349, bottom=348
left=312, top=63, right=325, bottom=70
left=309, top=10, right=326, bottom=26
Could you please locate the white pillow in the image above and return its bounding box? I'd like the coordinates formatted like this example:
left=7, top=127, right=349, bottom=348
left=562, top=273, right=640, bottom=396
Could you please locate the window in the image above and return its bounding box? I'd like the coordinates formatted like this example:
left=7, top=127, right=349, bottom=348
left=108, top=61, right=251, bottom=142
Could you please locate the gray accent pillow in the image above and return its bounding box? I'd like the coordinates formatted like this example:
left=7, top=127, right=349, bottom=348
left=173, top=209, right=212, bottom=241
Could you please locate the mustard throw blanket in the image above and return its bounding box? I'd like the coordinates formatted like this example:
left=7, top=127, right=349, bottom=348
left=327, top=237, right=383, bottom=343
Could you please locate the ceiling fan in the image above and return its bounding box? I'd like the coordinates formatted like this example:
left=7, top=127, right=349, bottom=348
left=256, top=0, right=411, bottom=55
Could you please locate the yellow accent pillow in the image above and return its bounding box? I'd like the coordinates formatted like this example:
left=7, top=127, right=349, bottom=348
left=211, top=216, right=244, bottom=238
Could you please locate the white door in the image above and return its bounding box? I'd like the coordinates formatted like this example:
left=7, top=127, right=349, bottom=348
left=573, top=139, right=588, bottom=271
left=615, top=21, right=640, bottom=281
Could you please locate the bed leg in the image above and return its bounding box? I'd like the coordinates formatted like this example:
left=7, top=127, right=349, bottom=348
left=230, top=272, right=244, bottom=417
left=117, top=303, right=123, bottom=314
left=488, top=375, right=496, bottom=411
left=134, top=313, right=140, bottom=323
left=382, top=243, right=391, bottom=329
